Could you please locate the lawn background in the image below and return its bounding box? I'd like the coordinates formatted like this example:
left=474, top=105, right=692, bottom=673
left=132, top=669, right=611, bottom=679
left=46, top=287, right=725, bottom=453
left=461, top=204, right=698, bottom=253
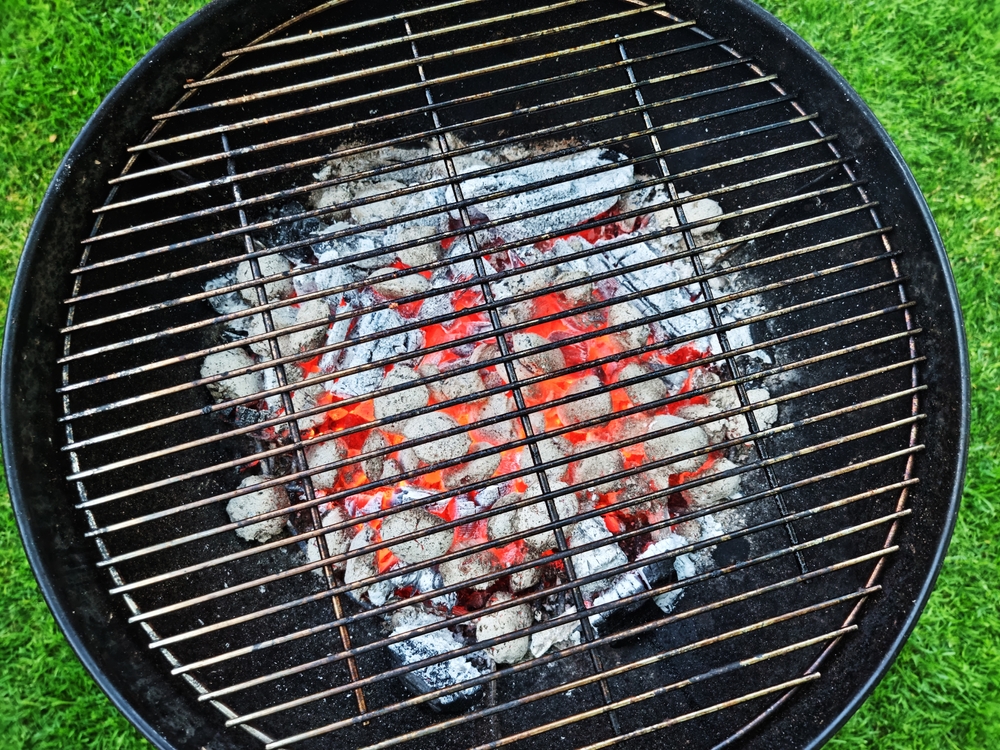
left=1, top=0, right=997, bottom=748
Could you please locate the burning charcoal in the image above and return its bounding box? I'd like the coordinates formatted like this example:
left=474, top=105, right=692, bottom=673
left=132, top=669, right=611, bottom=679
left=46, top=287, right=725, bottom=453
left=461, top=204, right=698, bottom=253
left=401, top=412, right=472, bottom=466
left=350, top=180, right=448, bottom=228
left=607, top=301, right=649, bottom=350
left=676, top=403, right=728, bottom=444
left=368, top=267, right=432, bottom=299
left=618, top=362, right=667, bottom=406
left=458, top=150, right=633, bottom=244
left=390, top=224, right=442, bottom=268
left=556, top=374, right=612, bottom=427
left=226, top=475, right=289, bottom=543
left=475, top=393, right=518, bottom=443
left=569, top=517, right=628, bottom=599
left=571, top=448, right=624, bottom=495
left=236, top=252, right=293, bottom=305
left=512, top=332, right=565, bottom=381
left=246, top=299, right=330, bottom=359
left=471, top=343, right=510, bottom=386
left=304, top=438, right=346, bottom=490
left=486, top=491, right=520, bottom=542
left=362, top=430, right=388, bottom=481
left=313, top=222, right=394, bottom=272
left=344, top=526, right=394, bottom=607
left=645, top=532, right=701, bottom=614
left=514, top=488, right=578, bottom=553
left=475, top=592, right=533, bottom=665
left=442, top=444, right=502, bottom=490
left=201, top=348, right=262, bottom=402
left=389, top=606, right=485, bottom=712
left=439, top=549, right=501, bottom=591
left=529, top=608, right=582, bottom=658
left=679, top=192, right=723, bottom=236
left=374, top=366, right=430, bottom=422
left=380, top=458, right=403, bottom=481
left=325, top=307, right=423, bottom=398
left=746, top=388, right=778, bottom=430
left=291, top=382, right=329, bottom=433
left=381, top=507, right=454, bottom=564
left=683, top=458, right=742, bottom=509
left=552, top=266, right=594, bottom=306
left=509, top=547, right=543, bottom=593
left=490, top=264, right=556, bottom=301
left=643, top=414, right=709, bottom=476
left=320, top=505, right=353, bottom=565
left=536, top=436, right=573, bottom=483
left=304, top=505, right=353, bottom=572
left=426, top=367, right=484, bottom=404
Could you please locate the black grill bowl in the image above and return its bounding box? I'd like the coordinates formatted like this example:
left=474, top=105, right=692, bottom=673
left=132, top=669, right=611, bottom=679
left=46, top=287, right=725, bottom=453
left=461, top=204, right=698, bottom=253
left=2, top=1, right=968, bottom=749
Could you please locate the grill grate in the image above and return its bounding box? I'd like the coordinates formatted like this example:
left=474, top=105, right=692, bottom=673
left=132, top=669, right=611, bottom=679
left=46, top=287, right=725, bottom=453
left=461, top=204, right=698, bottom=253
left=58, top=1, right=922, bottom=748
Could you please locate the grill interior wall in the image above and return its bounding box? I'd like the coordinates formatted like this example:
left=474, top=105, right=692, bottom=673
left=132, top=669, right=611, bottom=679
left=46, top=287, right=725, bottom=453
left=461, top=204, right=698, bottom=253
left=59, top=1, right=921, bottom=748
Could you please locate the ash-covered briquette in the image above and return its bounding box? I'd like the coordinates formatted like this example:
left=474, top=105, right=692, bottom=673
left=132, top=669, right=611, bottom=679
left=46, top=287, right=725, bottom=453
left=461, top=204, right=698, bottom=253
left=202, top=137, right=776, bottom=708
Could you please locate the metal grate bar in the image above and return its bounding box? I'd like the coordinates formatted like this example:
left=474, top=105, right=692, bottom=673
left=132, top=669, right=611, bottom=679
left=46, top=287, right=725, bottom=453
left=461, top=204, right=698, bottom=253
left=618, top=38, right=810, bottom=572
left=153, top=2, right=673, bottom=121
left=224, top=0, right=491, bottom=57
left=61, top=176, right=861, bottom=370
left=197, top=510, right=906, bottom=711
left=68, top=272, right=906, bottom=488
left=86, top=329, right=917, bottom=544
left=221, top=134, right=368, bottom=716
left=74, top=294, right=916, bottom=509
left=62, top=224, right=878, bottom=456
left=89, top=71, right=777, bottom=249
left=121, top=401, right=922, bottom=623
left=61, top=198, right=868, bottom=406
left=238, top=559, right=882, bottom=738
left=104, top=68, right=784, bottom=214
left=73, top=121, right=824, bottom=314
left=166, top=477, right=911, bottom=663
left=190, top=0, right=598, bottom=89
left=132, top=32, right=721, bottom=158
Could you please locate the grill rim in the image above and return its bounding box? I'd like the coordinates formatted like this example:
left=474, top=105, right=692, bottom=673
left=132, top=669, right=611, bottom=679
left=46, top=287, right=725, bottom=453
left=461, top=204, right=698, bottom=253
left=1, top=0, right=969, bottom=749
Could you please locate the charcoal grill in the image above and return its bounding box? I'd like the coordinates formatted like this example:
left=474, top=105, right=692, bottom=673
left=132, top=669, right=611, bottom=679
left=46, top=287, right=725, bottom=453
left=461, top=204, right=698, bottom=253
left=2, top=1, right=968, bottom=749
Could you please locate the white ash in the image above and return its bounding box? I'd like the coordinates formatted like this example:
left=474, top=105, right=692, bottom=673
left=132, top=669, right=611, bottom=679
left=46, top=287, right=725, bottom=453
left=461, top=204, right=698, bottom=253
left=204, top=266, right=252, bottom=329
left=381, top=507, right=453, bottom=564
left=509, top=552, right=542, bottom=593
left=683, top=458, right=743, bottom=509
left=647, top=532, right=701, bottom=614
left=374, top=366, right=430, bottom=422
left=475, top=592, right=533, bottom=665
left=401, top=412, right=471, bottom=466
left=556, top=374, right=613, bottom=428
left=368, top=267, right=432, bottom=299
left=290, top=382, right=329, bottom=433
left=675, top=402, right=728, bottom=445
left=475, top=393, right=519, bottom=444
left=529, top=608, right=582, bottom=658
left=456, top=150, right=633, bottom=245
left=606, top=300, right=649, bottom=351
left=389, top=607, right=485, bottom=708
left=442, top=445, right=502, bottom=490
left=440, top=550, right=501, bottom=591
left=361, top=430, right=388, bottom=481
left=304, top=505, right=353, bottom=573
left=618, top=362, right=667, bottom=407
left=513, top=487, right=578, bottom=553
left=236, top=252, right=294, bottom=305
left=571, top=448, right=624, bottom=495
left=311, top=222, right=395, bottom=272
left=323, top=307, right=423, bottom=399
left=201, top=348, right=262, bottom=402
left=344, top=525, right=394, bottom=607
left=425, top=367, right=484, bottom=404
left=747, top=387, right=779, bottom=431
left=390, top=223, right=442, bottom=268
left=226, top=475, right=289, bottom=543
left=246, top=298, right=329, bottom=360
left=643, top=414, right=709, bottom=477
left=568, top=517, right=628, bottom=600
left=511, top=332, right=565, bottom=379
left=304, top=438, right=346, bottom=490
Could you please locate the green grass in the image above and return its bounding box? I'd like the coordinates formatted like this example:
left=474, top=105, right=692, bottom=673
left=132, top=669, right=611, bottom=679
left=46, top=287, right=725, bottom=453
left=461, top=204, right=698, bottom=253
left=1, top=0, right=998, bottom=748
